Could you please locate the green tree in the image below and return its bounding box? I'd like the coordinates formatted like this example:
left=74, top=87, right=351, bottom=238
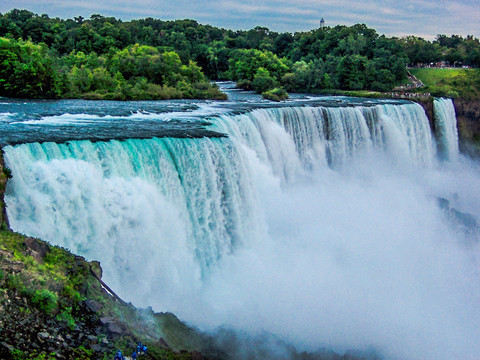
left=336, top=55, right=367, bottom=90
left=0, top=37, right=57, bottom=98
left=252, top=67, right=278, bottom=93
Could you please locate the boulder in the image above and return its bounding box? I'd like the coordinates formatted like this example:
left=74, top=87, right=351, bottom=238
left=0, top=342, right=14, bottom=352
left=84, top=299, right=102, bottom=313
left=23, top=238, right=49, bottom=263
left=37, top=331, right=50, bottom=341
left=99, top=317, right=126, bottom=335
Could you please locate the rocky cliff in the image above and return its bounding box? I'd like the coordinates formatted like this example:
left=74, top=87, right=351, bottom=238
left=454, top=98, right=480, bottom=139
left=416, top=97, right=480, bottom=157
left=454, top=98, right=480, bottom=157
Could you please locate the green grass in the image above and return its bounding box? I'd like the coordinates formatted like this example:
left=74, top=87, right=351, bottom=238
left=410, top=68, right=480, bottom=99
left=0, top=230, right=86, bottom=321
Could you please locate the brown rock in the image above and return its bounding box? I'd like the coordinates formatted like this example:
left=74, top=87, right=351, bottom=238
left=37, top=331, right=50, bottom=342
left=24, top=238, right=49, bottom=263
left=89, top=261, right=103, bottom=278
left=99, top=317, right=126, bottom=335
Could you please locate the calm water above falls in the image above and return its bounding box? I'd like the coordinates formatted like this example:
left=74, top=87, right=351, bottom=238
left=0, top=84, right=408, bottom=145
left=2, top=88, right=480, bottom=360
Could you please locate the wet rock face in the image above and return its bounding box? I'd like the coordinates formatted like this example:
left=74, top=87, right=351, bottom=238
left=0, top=152, right=10, bottom=228
left=418, top=99, right=435, bottom=129
left=454, top=98, right=480, bottom=140
left=89, top=260, right=103, bottom=278
left=453, top=98, right=480, bottom=157
left=417, top=98, right=480, bottom=157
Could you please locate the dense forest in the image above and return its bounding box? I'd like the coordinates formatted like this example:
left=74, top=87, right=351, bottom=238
left=0, top=9, right=479, bottom=99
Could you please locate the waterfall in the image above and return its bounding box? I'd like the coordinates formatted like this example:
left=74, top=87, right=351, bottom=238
left=434, top=98, right=459, bottom=161
left=211, top=102, right=435, bottom=178
left=3, top=101, right=480, bottom=360
left=4, top=137, right=266, bottom=291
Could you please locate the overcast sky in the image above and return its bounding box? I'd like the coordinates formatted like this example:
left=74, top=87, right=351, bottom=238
left=1, top=0, right=479, bottom=40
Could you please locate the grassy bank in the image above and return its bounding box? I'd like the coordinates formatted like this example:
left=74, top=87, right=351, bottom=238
left=410, top=68, right=480, bottom=99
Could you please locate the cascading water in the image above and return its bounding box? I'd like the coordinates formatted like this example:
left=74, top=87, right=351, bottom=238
left=3, top=99, right=480, bottom=360
left=434, top=98, right=459, bottom=161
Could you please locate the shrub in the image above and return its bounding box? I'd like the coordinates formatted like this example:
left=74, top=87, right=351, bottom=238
left=56, top=308, right=76, bottom=329
left=6, top=274, right=26, bottom=294
left=10, top=349, right=27, bottom=360
left=3, top=167, right=12, bottom=179
left=72, top=346, right=94, bottom=359
left=252, top=67, right=278, bottom=93
left=236, top=79, right=252, bottom=90
left=31, top=289, right=58, bottom=314
left=446, top=90, right=459, bottom=98
left=262, top=87, right=289, bottom=102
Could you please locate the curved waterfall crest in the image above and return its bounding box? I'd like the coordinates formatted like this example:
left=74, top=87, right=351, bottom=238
left=3, top=101, right=447, bottom=273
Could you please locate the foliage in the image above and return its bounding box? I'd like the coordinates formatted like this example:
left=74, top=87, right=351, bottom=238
left=10, top=349, right=57, bottom=360
left=31, top=288, right=58, bottom=314
left=262, top=87, right=289, bottom=101
left=0, top=37, right=56, bottom=98
left=0, top=36, right=224, bottom=100
left=402, top=34, right=480, bottom=67
left=56, top=307, right=76, bottom=329
left=5, top=273, right=27, bottom=294
left=252, top=67, right=278, bottom=93
left=226, top=48, right=288, bottom=92
left=71, top=346, right=94, bottom=359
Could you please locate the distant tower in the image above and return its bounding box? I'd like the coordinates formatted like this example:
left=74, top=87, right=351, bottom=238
left=320, top=18, right=325, bottom=28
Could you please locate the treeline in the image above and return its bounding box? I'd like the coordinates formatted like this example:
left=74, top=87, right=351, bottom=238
left=401, top=35, right=480, bottom=67
left=1, top=9, right=479, bottom=99
left=0, top=36, right=225, bottom=100
left=0, top=11, right=226, bottom=99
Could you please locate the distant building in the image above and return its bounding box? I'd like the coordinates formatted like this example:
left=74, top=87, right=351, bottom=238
left=320, top=18, right=325, bottom=28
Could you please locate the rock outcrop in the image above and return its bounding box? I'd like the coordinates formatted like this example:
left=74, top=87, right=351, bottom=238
left=0, top=152, right=10, bottom=229
left=454, top=98, right=480, bottom=141
left=453, top=98, right=480, bottom=157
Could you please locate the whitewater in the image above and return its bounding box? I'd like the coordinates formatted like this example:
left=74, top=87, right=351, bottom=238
left=2, top=96, right=480, bottom=360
